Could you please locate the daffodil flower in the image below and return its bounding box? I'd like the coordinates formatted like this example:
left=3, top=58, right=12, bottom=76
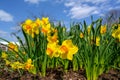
left=8, top=42, right=18, bottom=52
left=59, top=40, right=78, bottom=60
left=46, top=42, right=60, bottom=58
left=100, top=25, right=106, bottom=34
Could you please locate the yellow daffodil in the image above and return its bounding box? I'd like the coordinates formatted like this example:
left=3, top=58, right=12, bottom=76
left=24, top=59, right=36, bottom=74
left=24, top=58, right=35, bottom=70
left=59, top=40, right=78, bottom=60
left=1, top=52, right=7, bottom=59
left=40, top=17, right=49, bottom=25
left=5, top=59, right=10, bottom=65
left=41, top=23, right=51, bottom=35
left=100, top=25, right=106, bottom=34
left=35, top=18, right=41, bottom=27
left=39, top=17, right=51, bottom=35
left=47, top=33, right=58, bottom=43
left=31, top=23, right=40, bottom=35
left=46, top=42, right=60, bottom=58
left=96, top=37, right=100, bottom=46
left=21, top=19, right=39, bottom=38
left=8, top=42, right=18, bottom=52
left=10, top=61, right=24, bottom=69
left=80, top=32, right=84, bottom=38
left=112, top=29, right=120, bottom=41
left=118, top=24, right=120, bottom=28
left=87, top=26, right=91, bottom=35
left=22, top=19, right=33, bottom=34
left=51, top=27, right=58, bottom=33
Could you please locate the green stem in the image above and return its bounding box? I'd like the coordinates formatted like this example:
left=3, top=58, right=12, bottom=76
left=41, top=54, right=47, bottom=77
left=64, top=60, right=69, bottom=73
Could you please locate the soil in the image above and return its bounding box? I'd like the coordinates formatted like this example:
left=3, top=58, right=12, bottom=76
left=0, top=67, right=120, bottom=80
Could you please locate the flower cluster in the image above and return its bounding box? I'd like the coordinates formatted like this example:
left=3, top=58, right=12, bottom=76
left=21, top=17, right=51, bottom=38
left=46, top=39, right=78, bottom=60
left=1, top=52, right=35, bottom=73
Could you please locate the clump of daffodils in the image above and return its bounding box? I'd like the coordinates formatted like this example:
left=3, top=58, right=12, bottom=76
left=1, top=54, right=36, bottom=74
left=46, top=39, right=78, bottom=60
left=21, top=17, right=51, bottom=38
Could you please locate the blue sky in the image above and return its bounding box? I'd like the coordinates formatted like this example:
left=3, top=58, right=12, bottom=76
left=0, top=0, right=120, bottom=41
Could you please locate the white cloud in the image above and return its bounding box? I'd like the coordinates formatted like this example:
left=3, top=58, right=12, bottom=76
left=0, top=30, right=8, bottom=36
left=55, top=0, right=64, bottom=3
left=10, top=26, right=21, bottom=31
left=64, top=1, right=75, bottom=7
left=63, top=10, right=67, bottom=13
left=0, top=10, right=13, bottom=22
left=81, top=0, right=107, bottom=4
left=63, top=0, right=120, bottom=19
left=69, top=5, right=99, bottom=19
left=24, top=0, right=46, bottom=4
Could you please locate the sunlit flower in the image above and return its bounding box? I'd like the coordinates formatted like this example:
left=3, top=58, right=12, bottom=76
left=100, top=25, right=106, bottom=34
left=39, top=17, right=51, bottom=35
left=46, top=42, right=60, bottom=58
left=22, top=19, right=33, bottom=34
left=35, top=18, right=41, bottom=27
left=87, top=26, right=91, bottom=34
left=80, top=32, right=84, bottom=38
left=5, top=59, right=10, bottom=65
left=10, top=61, right=24, bottom=69
left=96, top=37, right=100, bottom=46
left=41, top=23, right=51, bottom=35
left=112, top=27, right=120, bottom=41
left=1, top=52, right=7, bottom=59
left=8, top=42, right=18, bottom=52
left=40, top=17, right=49, bottom=25
left=21, top=19, right=40, bottom=38
left=31, top=22, right=40, bottom=35
left=47, top=33, right=58, bottom=43
left=24, top=58, right=35, bottom=70
left=59, top=40, right=78, bottom=60
left=51, top=27, right=57, bottom=33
